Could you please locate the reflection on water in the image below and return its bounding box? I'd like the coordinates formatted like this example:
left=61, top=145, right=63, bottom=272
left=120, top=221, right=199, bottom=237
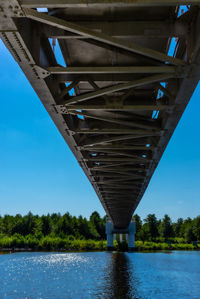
left=102, top=252, right=140, bottom=298
left=0, top=251, right=200, bottom=298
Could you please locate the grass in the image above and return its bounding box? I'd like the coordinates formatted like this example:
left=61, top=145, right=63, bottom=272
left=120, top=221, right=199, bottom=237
left=135, top=241, right=200, bottom=251
left=0, top=235, right=199, bottom=252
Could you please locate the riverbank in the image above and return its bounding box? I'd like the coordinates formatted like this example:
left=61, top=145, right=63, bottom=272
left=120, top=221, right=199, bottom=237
left=0, top=239, right=200, bottom=252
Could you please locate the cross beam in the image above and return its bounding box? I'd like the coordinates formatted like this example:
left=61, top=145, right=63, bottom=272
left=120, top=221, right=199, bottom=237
left=20, top=0, right=200, bottom=8
left=80, top=134, right=154, bottom=147
left=81, top=145, right=153, bottom=150
left=62, top=74, right=173, bottom=105
left=69, top=110, right=160, bottom=130
left=48, top=66, right=177, bottom=75
left=43, top=21, right=187, bottom=39
left=23, top=9, right=185, bottom=66
left=66, top=104, right=169, bottom=111
left=74, top=129, right=160, bottom=135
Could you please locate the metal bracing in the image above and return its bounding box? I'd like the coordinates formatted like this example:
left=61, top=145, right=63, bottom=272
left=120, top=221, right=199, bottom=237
left=91, top=165, right=146, bottom=171
left=74, top=129, right=160, bottom=135
left=61, top=74, right=174, bottom=105
left=91, top=168, right=145, bottom=175
left=97, top=177, right=143, bottom=183
left=67, top=110, right=161, bottom=130
left=1, top=0, right=200, bottom=229
left=157, top=83, right=175, bottom=100
left=99, top=185, right=142, bottom=190
left=101, top=192, right=139, bottom=195
left=80, top=135, right=154, bottom=147
left=57, top=80, right=79, bottom=100
left=48, top=66, right=178, bottom=75
left=23, top=9, right=185, bottom=66
left=20, top=1, right=200, bottom=8
left=85, top=149, right=150, bottom=158
left=43, top=21, right=187, bottom=39
left=66, top=104, right=169, bottom=111
left=94, top=174, right=145, bottom=180
left=81, top=145, right=153, bottom=150
left=85, top=157, right=149, bottom=162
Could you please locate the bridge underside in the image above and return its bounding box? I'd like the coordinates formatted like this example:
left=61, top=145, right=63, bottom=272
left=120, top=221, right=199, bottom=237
left=1, top=1, right=200, bottom=228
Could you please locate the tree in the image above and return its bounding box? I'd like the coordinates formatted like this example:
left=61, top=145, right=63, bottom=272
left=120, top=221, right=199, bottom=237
left=1, top=211, right=199, bottom=245
left=179, top=217, right=192, bottom=239
left=11, top=216, right=24, bottom=235
left=132, top=214, right=142, bottom=231
left=2, top=215, right=15, bottom=235
left=144, top=214, right=159, bottom=240
left=173, top=218, right=183, bottom=237
left=77, top=216, right=99, bottom=239
left=193, top=217, right=200, bottom=240
left=159, top=214, right=174, bottom=240
left=132, top=214, right=142, bottom=240
left=41, top=215, right=51, bottom=236
left=90, top=211, right=105, bottom=239
left=185, top=226, right=195, bottom=243
left=138, top=223, right=151, bottom=242
left=0, top=215, right=3, bottom=234
left=55, top=213, right=73, bottom=236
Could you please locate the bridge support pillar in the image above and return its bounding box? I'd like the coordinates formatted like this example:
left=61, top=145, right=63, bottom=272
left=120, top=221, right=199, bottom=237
left=106, top=220, right=136, bottom=251
left=106, top=221, right=114, bottom=250
left=128, top=222, right=136, bottom=251
left=120, top=234, right=123, bottom=242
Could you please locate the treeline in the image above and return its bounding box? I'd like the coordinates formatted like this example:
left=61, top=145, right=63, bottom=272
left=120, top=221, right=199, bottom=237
left=133, top=214, right=200, bottom=243
left=0, top=211, right=106, bottom=240
left=0, top=212, right=200, bottom=251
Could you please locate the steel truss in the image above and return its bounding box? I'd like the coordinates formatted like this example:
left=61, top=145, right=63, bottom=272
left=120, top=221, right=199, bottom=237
left=1, top=0, right=200, bottom=228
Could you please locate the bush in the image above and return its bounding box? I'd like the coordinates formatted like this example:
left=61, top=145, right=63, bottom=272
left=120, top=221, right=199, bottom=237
left=25, top=235, right=39, bottom=249
left=9, top=234, right=25, bottom=248
left=0, top=234, right=200, bottom=252
left=0, top=236, right=13, bottom=248
left=135, top=241, right=198, bottom=251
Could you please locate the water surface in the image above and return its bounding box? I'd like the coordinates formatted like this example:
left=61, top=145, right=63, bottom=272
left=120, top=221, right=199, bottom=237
left=0, top=251, right=200, bottom=298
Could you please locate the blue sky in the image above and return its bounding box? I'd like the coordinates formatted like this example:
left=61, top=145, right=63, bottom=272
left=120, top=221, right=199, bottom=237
left=0, top=39, right=200, bottom=221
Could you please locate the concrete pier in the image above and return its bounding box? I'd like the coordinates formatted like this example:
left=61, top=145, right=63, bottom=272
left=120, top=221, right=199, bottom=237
left=106, top=221, right=114, bottom=250
left=128, top=222, right=136, bottom=251
left=106, top=220, right=136, bottom=251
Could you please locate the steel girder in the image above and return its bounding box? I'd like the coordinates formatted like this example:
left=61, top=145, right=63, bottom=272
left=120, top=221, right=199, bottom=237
left=0, top=1, right=200, bottom=228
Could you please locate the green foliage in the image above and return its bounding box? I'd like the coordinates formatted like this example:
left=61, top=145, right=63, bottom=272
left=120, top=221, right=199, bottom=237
left=173, top=218, right=183, bottom=237
left=132, top=214, right=142, bottom=240
left=144, top=214, right=159, bottom=240
left=134, top=213, right=200, bottom=245
left=0, top=211, right=105, bottom=241
left=137, top=223, right=150, bottom=242
left=0, top=212, right=200, bottom=251
left=135, top=241, right=198, bottom=251
left=193, top=217, right=200, bottom=240
left=184, top=226, right=195, bottom=243
left=90, top=212, right=106, bottom=239
left=159, top=214, right=174, bottom=240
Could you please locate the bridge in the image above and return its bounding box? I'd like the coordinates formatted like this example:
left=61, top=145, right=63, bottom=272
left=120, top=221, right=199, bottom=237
left=1, top=0, right=200, bottom=250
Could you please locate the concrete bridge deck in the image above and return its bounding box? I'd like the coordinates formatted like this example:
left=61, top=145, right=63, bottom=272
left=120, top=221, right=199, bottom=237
left=1, top=0, right=200, bottom=230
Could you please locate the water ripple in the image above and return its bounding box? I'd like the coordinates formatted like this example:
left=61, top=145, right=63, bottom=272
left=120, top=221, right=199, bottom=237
left=0, top=251, right=200, bottom=299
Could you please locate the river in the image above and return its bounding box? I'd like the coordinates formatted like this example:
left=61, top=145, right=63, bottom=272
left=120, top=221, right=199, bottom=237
left=0, top=251, right=200, bottom=298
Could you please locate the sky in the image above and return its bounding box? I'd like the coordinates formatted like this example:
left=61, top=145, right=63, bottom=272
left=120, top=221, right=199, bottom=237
left=0, top=36, right=200, bottom=221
